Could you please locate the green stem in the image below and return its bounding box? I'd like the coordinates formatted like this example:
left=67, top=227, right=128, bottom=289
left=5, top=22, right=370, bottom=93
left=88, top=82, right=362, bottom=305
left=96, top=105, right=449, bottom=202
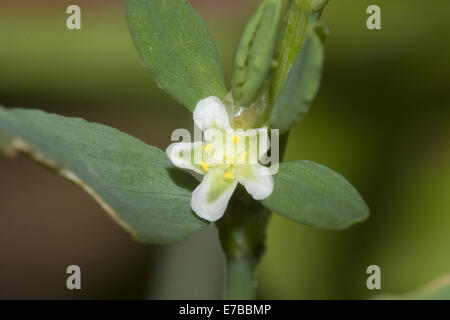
left=217, top=189, right=270, bottom=300
left=224, top=256, right=256, bottom=300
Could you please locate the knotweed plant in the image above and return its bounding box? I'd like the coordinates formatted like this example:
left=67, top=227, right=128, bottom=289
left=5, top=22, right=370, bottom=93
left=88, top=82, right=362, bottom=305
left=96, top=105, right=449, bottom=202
left=0, top=0, right=369, bottom=299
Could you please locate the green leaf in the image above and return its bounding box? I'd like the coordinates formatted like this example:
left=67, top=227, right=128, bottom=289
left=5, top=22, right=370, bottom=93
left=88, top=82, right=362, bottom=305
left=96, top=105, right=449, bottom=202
left=0, top=106, right=207, bottom=243
left=269, top=22, right=327, bottom=133
left=126, top=0, right=227, bottom=111
left=376, top=275, right=450, bottom=300
left=269, top=0, right=329, bottom=107
left=0, top=133, right=12, bottom=155
left=269, top=0, right=311, bottom=103
left=231, top=0, right=282, bottom=107
left=261, top=160, right=369, bottom=229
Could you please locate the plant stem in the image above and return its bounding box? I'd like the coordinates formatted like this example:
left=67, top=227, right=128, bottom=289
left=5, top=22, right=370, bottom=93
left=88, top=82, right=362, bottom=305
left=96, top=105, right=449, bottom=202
left=217, top=189, right=270, bottom=300
left=224, top=256, right=256, bottom=300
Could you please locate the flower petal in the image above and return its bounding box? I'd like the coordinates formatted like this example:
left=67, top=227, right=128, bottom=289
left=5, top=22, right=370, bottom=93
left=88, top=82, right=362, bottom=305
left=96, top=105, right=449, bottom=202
left=257, top=127, right=270, bottom=159
left=246, top=127, right=270, bottom=164
left=193, top=96, right=231, bottom=133
left=191, top=168, right=238, bottom=221
left=237, top=164, right=274, bottom=200
left=166, top=142, right=204, bottom=174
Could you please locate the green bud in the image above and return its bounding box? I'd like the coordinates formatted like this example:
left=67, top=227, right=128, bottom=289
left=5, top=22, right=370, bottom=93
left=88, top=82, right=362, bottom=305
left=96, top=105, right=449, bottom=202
left=269, top=0, right=329, bottom=106
left=231, top=0, right=282, bottom=108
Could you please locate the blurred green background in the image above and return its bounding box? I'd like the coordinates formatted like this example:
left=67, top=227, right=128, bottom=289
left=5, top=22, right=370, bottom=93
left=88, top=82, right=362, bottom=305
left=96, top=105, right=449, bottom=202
left=0, top=0, right=449, bottom=299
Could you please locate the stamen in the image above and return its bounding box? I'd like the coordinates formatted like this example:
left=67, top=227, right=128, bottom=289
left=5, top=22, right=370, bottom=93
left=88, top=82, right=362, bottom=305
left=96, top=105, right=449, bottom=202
left=201, top=161, right=210, bottom=172
left=233, top=135, right=240, bottom=144
left=202, top=143, right=214, bottom=153
left=238, top=152, right=247, bottom=163
left=223, top=171, right=234, bottom=180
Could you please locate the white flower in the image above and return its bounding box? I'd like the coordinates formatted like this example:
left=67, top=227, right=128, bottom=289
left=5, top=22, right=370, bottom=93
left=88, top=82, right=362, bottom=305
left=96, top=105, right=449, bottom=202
left=166, top=96, right=274, bottom=221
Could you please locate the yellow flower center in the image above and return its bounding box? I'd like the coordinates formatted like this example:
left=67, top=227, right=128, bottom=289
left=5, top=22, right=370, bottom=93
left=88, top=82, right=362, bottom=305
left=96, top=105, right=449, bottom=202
left=202, top=142, right=214, bottom=153
left=223, top=171, right=234, bottom=180
left=201, top=161, right=210, bottom=172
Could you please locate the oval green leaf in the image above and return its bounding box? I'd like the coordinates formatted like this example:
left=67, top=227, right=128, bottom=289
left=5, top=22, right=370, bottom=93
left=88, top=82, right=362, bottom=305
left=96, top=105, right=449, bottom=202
left=126, top=0, right=227, bottom=111
left=0, top=106, right=207, bottom=243
left=261, top=160, right=369, bottom=229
